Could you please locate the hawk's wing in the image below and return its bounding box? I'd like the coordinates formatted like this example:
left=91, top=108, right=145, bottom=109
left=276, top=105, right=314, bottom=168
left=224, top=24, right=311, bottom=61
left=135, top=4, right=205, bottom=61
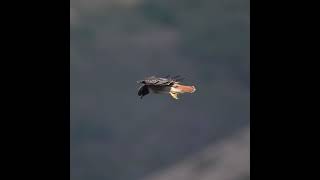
left=137, top=76, right=170, bottom=86
left=139, top=75, right=183, bottom=86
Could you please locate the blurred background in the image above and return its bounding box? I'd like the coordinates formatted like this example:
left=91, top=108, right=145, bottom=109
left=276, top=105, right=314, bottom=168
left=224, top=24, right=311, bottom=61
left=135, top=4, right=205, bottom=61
left=70, top=0, right=250, bottom=180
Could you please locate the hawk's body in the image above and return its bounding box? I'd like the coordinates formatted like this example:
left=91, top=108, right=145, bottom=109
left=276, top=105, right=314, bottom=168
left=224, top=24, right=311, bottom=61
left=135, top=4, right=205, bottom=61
left=137, top=75, right=196, bottom=99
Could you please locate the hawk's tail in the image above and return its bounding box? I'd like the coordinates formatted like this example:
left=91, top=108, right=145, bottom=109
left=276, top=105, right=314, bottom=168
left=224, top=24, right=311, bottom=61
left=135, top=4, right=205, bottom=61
left=175, top=84, right=196, bottom=93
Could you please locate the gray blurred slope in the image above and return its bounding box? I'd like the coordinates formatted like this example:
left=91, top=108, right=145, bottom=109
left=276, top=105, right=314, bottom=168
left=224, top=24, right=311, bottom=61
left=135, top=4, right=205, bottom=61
left=143, top=127, right=250, bottom=180
left=71, top=0, right=249, bottom=180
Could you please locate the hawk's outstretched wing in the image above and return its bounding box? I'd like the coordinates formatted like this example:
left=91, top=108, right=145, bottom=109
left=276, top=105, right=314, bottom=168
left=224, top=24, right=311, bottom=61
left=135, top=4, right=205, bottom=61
left=137, top=75, right=183, bottom=86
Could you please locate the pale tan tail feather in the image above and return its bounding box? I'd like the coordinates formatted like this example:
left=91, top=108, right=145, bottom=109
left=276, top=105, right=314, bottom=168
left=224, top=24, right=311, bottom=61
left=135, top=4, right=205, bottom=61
left=169, top=92, right=179, bottom=99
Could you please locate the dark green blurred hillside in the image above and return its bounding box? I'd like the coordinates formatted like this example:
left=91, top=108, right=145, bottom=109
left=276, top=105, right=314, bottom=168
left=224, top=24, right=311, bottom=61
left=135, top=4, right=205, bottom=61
left=71, top=0, right=249, bottom=180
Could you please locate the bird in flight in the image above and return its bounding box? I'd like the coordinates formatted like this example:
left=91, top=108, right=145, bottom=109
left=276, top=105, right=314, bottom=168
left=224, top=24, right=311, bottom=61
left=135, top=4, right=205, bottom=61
left=137, top=75, right=196, bottom=99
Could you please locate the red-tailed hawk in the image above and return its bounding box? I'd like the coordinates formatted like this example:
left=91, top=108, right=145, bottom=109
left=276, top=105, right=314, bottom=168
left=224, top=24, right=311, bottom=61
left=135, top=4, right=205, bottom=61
left=137, top=75, right=196, bottom=99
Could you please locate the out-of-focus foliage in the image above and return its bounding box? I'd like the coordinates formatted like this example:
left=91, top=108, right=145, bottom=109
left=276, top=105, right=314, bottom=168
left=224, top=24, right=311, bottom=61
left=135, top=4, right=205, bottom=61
left=71, top=0, right=249, bottom=179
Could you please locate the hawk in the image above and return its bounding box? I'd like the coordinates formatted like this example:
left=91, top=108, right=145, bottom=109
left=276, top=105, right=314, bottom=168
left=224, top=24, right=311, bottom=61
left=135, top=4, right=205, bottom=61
left=137, top=75, right=196, bottom=99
